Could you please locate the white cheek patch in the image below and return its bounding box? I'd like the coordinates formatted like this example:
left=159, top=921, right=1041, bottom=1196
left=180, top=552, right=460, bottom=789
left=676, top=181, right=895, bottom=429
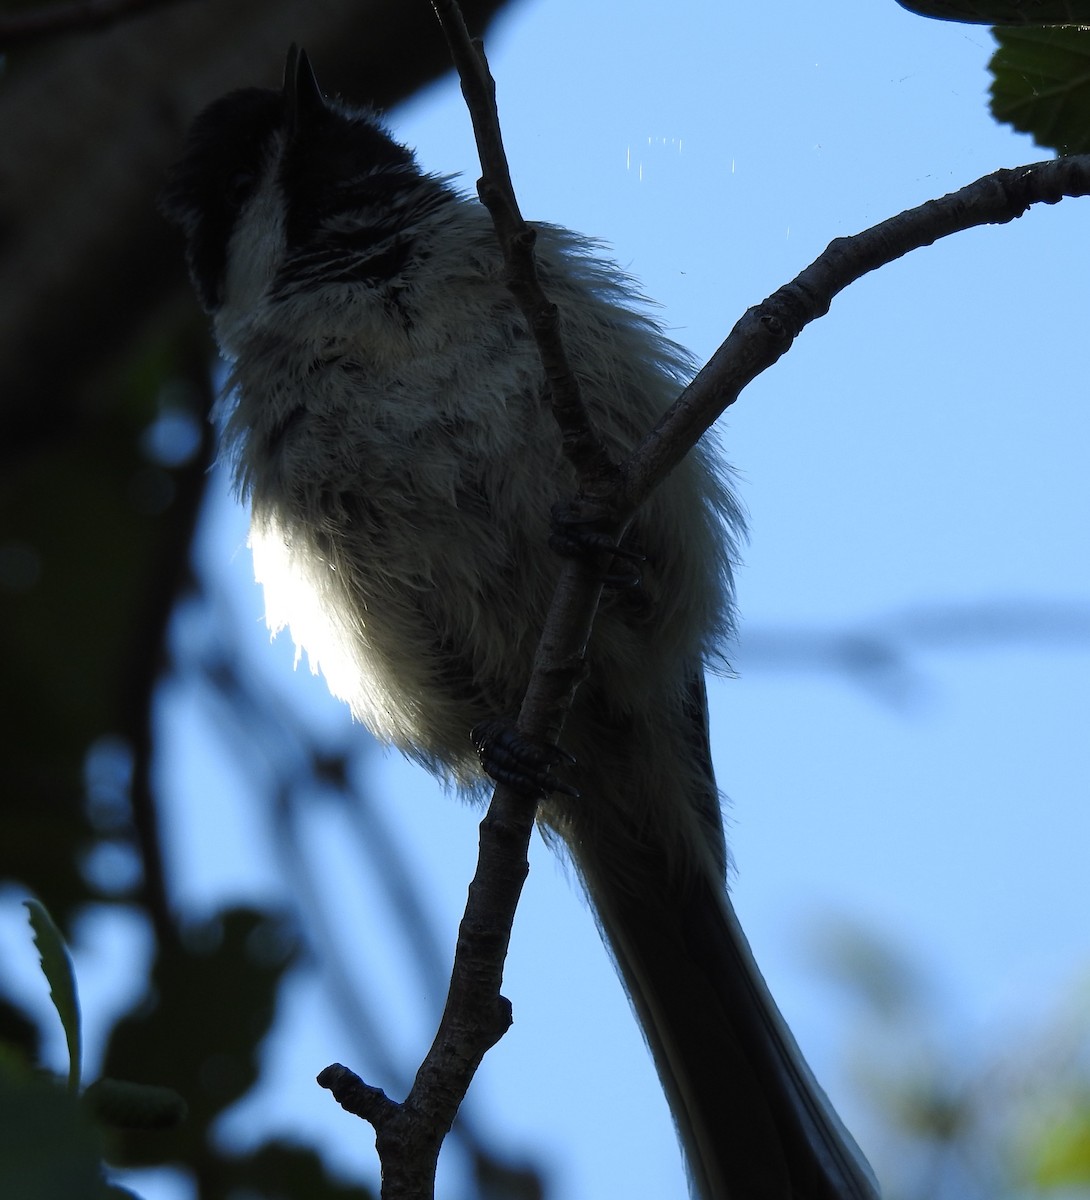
left=214, top=158, right=287, bottom=357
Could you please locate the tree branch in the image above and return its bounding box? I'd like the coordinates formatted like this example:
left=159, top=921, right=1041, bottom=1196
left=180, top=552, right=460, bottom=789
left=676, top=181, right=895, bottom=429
left=0, top=0, right=194, bottom=49
left=315, top=9, right=613, bottom=1199
left=318, top=6, right=1090, bottom=1197
left=624, top=155, right=1090, bottom=508
left=430, top=0, right=620, bottom=491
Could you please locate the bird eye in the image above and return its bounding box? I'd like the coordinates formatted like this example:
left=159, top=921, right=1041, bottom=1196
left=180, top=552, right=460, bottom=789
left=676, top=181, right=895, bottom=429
left=225, top=169, right=257, bottom=210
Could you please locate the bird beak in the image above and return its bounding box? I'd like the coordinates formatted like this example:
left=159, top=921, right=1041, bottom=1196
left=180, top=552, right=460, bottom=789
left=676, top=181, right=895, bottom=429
left=283, top=43, right=326, bottom=135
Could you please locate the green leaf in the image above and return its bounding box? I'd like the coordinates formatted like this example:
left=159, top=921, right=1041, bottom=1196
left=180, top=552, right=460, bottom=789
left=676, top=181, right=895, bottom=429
left=0, top=1063, right=111, bottom=1199
left=990, top=26, right=1090, bottom=154
left=23, top=898, right=81, bottom=1092
left=1027, top=1103, right=1090, bottom=1184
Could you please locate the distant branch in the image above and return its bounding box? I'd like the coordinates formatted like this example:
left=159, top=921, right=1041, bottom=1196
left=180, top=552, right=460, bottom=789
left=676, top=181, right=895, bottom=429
left=739, top=598, right=1090, bottom=707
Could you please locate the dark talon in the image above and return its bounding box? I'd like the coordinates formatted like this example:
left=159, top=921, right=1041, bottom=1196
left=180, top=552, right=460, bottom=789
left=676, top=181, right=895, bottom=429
left=472, top=718, right=580, bottom=799
left=549, top=500, right=644, bottom=588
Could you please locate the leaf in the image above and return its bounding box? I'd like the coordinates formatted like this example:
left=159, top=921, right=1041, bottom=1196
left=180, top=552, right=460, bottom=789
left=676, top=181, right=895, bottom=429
left=223, top=1141, right=377, bottom=1198
left=990, top=26, right=1090, bottom=154
left=1026, top=1104, right=1090, bottom=1184
left=23, top=898, right=81, bottom=1092
left=82, top=1078, right=187, bottom=1130
left=0, top=1064, right=111, bottom=1199
left=101, top=907, right=296, bottom=1169
left=897, top=0, right=1090, bottom=23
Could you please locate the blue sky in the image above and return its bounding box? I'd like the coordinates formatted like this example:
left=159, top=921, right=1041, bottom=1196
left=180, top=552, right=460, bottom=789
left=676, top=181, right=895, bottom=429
left=2, top=1, right=1087, bottom=1197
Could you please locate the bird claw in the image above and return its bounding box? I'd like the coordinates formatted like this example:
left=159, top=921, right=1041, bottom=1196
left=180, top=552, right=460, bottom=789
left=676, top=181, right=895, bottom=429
left=472, top=718, right=579, bottom=799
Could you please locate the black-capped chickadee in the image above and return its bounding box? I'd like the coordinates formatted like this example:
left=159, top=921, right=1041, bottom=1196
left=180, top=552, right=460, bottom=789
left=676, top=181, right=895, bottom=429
left=160, top=45, right=879, bottom=1200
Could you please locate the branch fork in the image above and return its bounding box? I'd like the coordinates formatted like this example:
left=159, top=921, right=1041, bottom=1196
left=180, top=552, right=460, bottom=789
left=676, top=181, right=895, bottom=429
left=319, top=6, right=1090, bottom=1197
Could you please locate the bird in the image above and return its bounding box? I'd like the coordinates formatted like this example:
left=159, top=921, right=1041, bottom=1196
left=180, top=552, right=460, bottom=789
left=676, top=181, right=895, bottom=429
left=160, top=44, right=881, bottom=1200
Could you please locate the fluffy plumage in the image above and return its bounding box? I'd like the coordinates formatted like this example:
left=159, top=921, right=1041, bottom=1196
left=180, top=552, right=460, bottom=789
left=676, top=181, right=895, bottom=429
left=161, top=47, right=880, bottom=1200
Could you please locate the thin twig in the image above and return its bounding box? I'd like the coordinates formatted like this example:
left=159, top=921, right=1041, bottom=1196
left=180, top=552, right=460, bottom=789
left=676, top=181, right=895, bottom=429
left=429, top=0, right=618, bottom=490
